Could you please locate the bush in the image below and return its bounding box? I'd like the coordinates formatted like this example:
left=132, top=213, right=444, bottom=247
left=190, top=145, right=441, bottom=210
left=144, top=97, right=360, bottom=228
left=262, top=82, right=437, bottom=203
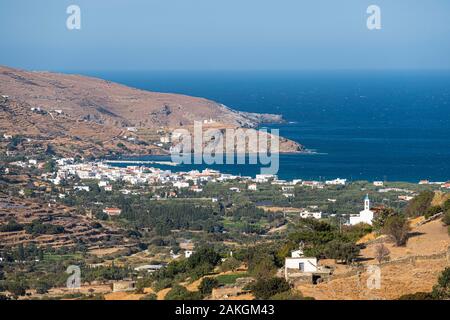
left=250, top=277, right=291, bottom=300
left=269, top=290, right=312, bottom=300
left=374, top=244, right=390, bottom=264
left=0, top=220, right=24, bottom=232
left=164, top=285, right=202, bottom=300
left=198, top=277, right=220, bottom=295
left=6, top=281, right=27, bottom=297
left=382, top=215, right=410, bottom=246
left=442, top=211, right=450, bottom=226
left=35, top=281, right=52, bottom=294
left=372, top=208, right=395, bottom=232
left=425, top=205, right=442, bottom=218
left=249, top=256, right=277, bottom=280
left=398, top=292, right=434, bottom=300
left=325, top=240, right=360, bottom=264
left=220, top=257, right=241, bottom=272
left=432, top=267, right=450, bottom=299
left=140, top=293, right=157, bottom=300
left=404, top=191, right=434, bottom=217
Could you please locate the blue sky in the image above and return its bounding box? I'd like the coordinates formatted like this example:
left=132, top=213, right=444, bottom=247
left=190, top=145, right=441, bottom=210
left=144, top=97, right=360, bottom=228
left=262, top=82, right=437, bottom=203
left=1, top=0, right=450, bottom=71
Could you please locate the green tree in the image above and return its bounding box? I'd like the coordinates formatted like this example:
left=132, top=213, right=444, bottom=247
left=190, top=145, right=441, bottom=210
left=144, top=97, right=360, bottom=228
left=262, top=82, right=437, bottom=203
left=249, top=256, right=277, bottom=280
left=372, top=208, right=396, bottom=232
left=250, top=277, right=291, bottom=300
left=140, top=293, right=157, bottom=300
left=220, top=257, right=241, bottom=272
left=382, top=215, right=410, bottom=246
left=198, top=277, right=220, bottom=295
left=404, top=191, right=434, bottom=217
left=432, top=267, right=450, bottom=300
left=35, top=280, right=51, bottom=294
left=325, top=240, right=360, bottom=264
left=7, top=281, right=27, bottom=297
left=164, top=285, right=202, bottom=300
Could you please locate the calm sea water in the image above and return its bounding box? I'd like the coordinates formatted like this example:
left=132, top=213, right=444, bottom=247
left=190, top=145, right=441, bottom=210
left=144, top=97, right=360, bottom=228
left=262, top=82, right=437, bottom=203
left=84, top=71, right=450, bottom=182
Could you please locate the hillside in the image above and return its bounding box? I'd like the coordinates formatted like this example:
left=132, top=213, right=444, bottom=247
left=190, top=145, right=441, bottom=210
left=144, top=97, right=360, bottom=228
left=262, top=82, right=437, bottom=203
left=0, top=65, right=282, bottom=128
left=0, top=65, right=303, bottom=157
left=296, top=218, right=450, bottom=300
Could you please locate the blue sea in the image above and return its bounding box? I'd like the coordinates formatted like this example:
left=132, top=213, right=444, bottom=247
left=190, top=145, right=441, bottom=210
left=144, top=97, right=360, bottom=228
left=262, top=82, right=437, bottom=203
left=83, top=71, right=450, bottom=182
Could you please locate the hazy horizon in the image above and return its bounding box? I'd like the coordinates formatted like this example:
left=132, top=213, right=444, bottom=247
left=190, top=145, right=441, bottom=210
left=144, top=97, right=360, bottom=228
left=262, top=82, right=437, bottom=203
left=1, top=0, right=450, bottom=72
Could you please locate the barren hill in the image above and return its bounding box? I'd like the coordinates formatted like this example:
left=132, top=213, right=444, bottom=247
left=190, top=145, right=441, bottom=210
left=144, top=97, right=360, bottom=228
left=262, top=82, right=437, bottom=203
left=0, top=65, right=303, bottom=157
left=0, top=65, right=284, bottom=129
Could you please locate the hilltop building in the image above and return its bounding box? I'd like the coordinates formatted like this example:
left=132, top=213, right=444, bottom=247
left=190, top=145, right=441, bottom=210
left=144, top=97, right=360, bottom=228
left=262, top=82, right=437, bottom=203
left=349, top=194, right=374, bottom=225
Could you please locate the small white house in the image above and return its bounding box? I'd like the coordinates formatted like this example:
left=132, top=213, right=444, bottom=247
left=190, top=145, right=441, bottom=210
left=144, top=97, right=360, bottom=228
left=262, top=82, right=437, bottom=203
left=285, top=245, right=318, bottom=274
left=185, top=250, right=195, bottom=258
left=74, top=185, right=90, bottom=192
left=300, top=211, right=322, bottom=220
left=325, top=178, right=347, bottom=186
left=285, top=257, right=318, bottom=273
left=248, top=184, right=257, bottom=191
left=98, top=180, right=108, bottom=187
left=173, top=181, right=189, bottom=189
left=373, top=181, right=384, bottom=187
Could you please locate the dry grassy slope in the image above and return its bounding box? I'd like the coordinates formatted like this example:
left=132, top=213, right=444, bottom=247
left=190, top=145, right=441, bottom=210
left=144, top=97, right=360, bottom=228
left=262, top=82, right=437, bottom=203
left=432, top=191, right=450, bottom=207
left=0, top=65, right=279, bottom=129
left=0, top=98, right=157, bottom=157
left=0, top=65, right=303, bottom=155
left=297, top=219, right=450, bottom=300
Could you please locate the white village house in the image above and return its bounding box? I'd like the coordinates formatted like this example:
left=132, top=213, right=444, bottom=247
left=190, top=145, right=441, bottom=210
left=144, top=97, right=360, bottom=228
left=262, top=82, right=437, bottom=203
left=285, top=251, right=318, bottom=274
left=349, top=194, right=374, bottom=225
left=284, top=245, right=332, bottom=284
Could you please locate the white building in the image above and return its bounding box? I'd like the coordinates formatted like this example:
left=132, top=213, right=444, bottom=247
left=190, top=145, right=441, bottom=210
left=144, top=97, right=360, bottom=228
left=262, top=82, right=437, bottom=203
left=248, top=184, right=257, bottom=191
left=325, top=178, right=347, bottom=186
left=255, top=174, right=277, bottom=183
left=185, top=250, right=195, bottom=258
left=349, top=194, right=374, bottom=225
left=373, top=181, right=384, bottom=187
left=300, top=211, right=322, bottom=220
left=285, top=246, right=318, bottom=275
left=74, top=185, right=90, bottom=192
left=173, top=181, right=189, bottom=189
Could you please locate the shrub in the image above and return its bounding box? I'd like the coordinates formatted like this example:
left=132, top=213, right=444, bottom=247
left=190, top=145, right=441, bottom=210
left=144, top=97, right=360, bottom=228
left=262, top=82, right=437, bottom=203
left=164, top=285, right=202, bottom=300
left=220, top=257, right=241, bottom=272
left=382, top=215, right=410, bottom=246
left=140, top=293, right=157, bottom=300
left=374, top=243, right=390, bottom=264
left=325, top=240, right=360, bottom=264
left=425, top=205, right=442, bottom=218
left=404, top=191, right=434, bottom=217
left=35, top=280, right=52, bottom=294
left=432, top=267, right=450, bottom=299
left=6, top=281, right=27, bottom=297
left=249, top=256, right=277, bottom=280
left=269, top=290, right=312, bottom=300
left=0, top=220, right=24, bottom=232
left=250, top=277, right=291, bottom=300
left=442, top=211, right=450, bottom=226
left=198, top=277, right=219, bottom=295
left=398, top=292, right=434, bottom=300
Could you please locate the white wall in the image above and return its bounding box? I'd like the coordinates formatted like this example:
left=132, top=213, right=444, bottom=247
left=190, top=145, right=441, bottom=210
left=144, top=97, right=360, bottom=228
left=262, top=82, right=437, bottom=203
left=285, top=258, right=318, bottom=273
